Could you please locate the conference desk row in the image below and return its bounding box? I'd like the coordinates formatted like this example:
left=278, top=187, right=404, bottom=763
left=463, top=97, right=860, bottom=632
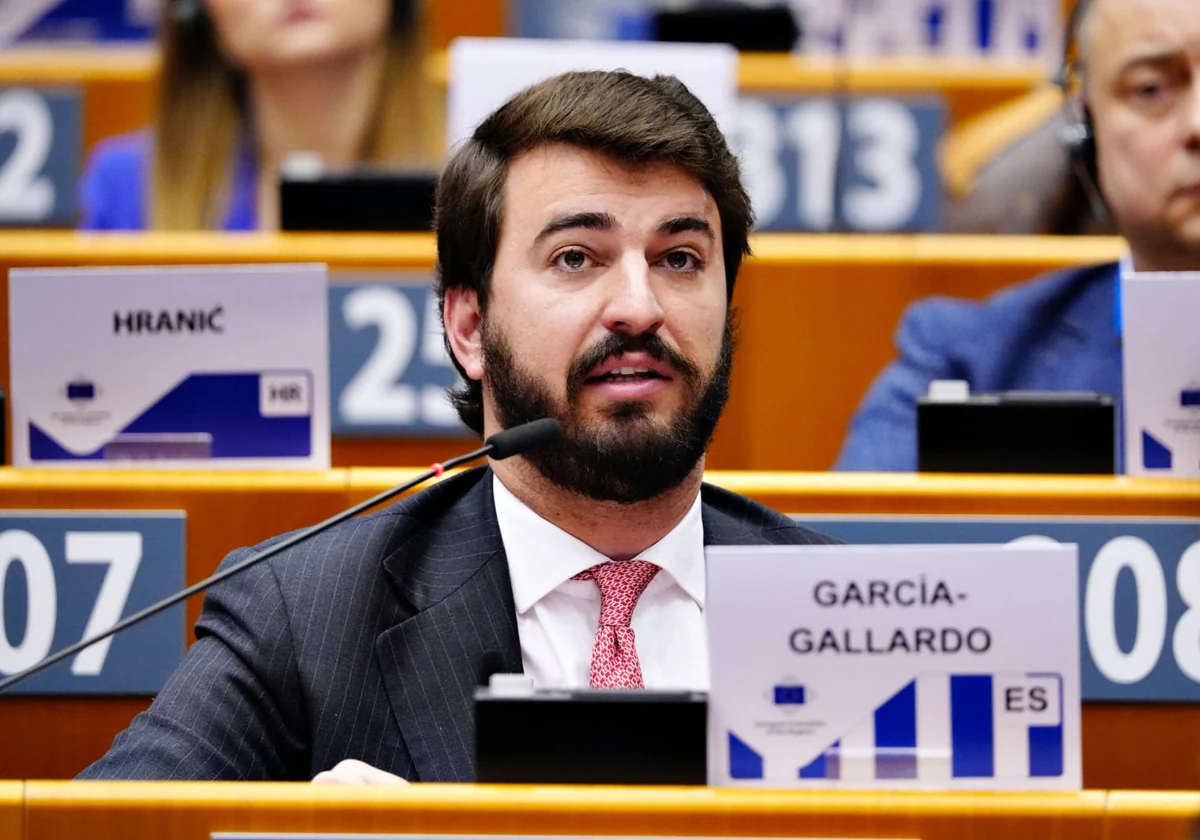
left=0, top=232, right=1127, bottom=472
left=0, top=783, right=1199, bottom=840
left=0, top=46, right=1048, bottom=160
left=1, top=468, right=1198, bottom=789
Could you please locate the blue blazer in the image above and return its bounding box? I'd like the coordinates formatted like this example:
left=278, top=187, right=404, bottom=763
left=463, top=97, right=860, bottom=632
left=77, top=466, right=835, bottom=781
left=836, top=263, right=1122, bottom=472
left=78, top=131, right=258, bottom=231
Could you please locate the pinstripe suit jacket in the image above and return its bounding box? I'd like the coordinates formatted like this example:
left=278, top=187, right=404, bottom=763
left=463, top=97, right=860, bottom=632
left=78, top=466, right=835, bottom=782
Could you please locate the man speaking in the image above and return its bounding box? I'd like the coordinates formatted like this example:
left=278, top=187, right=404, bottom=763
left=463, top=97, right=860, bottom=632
left=80, top=70, right=834, bottom=783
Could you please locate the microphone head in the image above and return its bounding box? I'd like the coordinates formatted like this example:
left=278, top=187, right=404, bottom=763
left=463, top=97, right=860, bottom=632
left=484, top=418, right=563, bottom=460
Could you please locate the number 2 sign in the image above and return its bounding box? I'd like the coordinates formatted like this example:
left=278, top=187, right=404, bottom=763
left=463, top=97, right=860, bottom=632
left=0, top=87, right=80, bottom=227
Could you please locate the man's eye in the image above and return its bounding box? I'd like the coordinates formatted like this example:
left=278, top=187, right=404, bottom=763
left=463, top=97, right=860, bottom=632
left=664, top=251, right=699, bottom=271
left=1125, top=73, right=1184, bottom=108
left=555, top=249, right=590, bottom=271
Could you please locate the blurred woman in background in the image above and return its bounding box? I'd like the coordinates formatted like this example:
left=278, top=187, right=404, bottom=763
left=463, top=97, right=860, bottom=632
left=81, top=0, right=430, bottom=230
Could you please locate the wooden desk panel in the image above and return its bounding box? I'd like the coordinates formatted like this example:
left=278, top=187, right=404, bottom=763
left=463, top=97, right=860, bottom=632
left=1108, top=792, right=1200, bottom=840
left=700, top=471, right=1200, bottom=518
left=723, top=234, right=1124, bottom=469
left=0, top=233, right=1126, bottom=471
left=1, top=697, right=150, bottom=781
left=737, top=54, right=1044, bottom=126
left=1, top=48, right=1044, bottom=162
left=1086, top=707, right=1200, bottom=794
left=23, top=782, right=1109, bottom=840
left=0, top=783, right=19, bottom=840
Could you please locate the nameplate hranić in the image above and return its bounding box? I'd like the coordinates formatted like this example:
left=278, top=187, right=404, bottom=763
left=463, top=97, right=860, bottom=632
left=9, top=263, right=330, bottom=468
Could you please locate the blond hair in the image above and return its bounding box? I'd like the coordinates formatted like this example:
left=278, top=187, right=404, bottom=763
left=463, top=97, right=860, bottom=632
left=151, top=6, right=430, bottom=230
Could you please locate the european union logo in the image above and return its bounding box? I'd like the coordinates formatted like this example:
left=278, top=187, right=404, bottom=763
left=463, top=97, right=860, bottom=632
left=65, top=379, right=96, bottom=403
left=774, top=685, right=806, bottom=705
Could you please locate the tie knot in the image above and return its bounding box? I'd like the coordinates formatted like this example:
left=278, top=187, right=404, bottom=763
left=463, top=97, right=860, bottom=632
left=574, top=560, right=660, bottom=628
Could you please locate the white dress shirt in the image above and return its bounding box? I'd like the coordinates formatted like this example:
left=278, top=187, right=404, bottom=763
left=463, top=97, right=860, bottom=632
left=492, top=475, right=709, bottom=691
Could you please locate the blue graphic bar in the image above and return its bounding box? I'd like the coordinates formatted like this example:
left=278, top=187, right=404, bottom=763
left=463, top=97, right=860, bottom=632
left=951, top=675, right=994, bottom=778
left=729, top=732, right=764, bottom=779
left=1029, top=725, right=1064, bottom=777
left=798, top=751, right=827, bottom=779
left=799, top=739, right=840, bottom=779
left=1143, top=431, right=1173, bottom=470
left=874, top=681, right=918, bottom=779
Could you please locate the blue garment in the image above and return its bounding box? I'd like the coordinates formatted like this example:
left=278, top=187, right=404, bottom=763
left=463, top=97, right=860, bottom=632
left=78, top=131, right=258, bottom=231
left=836, top=263, right=1123, bottom=472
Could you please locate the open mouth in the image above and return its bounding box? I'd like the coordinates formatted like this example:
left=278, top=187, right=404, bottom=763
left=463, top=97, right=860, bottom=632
left=586, top=367, right=668, bottom=384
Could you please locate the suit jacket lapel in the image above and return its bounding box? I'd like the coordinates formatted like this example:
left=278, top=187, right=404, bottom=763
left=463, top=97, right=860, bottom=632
left=373, top=471, right=522, bottom=782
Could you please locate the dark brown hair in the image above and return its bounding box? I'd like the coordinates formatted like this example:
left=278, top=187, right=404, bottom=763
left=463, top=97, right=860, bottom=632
left=435, top=69, right=753, bottom=434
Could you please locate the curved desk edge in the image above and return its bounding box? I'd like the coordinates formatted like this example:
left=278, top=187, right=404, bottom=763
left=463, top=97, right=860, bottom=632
left=15, top=784, right=1200, bottom=840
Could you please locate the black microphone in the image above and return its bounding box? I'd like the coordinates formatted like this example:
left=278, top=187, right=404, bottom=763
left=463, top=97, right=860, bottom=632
left=486, top=417, right=561, bottom=460
left=0, top=418, right=562, bottom=694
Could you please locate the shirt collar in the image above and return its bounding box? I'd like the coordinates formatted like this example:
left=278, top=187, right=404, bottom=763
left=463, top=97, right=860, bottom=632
left=492, top=474, right=706, bottom=614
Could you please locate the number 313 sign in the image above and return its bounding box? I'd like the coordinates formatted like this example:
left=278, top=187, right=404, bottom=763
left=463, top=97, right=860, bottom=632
left=734, top=95, right=944, bottom=233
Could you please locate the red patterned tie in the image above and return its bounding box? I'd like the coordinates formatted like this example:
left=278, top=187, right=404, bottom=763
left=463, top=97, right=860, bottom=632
left=573, top=560, right=660, bottom=689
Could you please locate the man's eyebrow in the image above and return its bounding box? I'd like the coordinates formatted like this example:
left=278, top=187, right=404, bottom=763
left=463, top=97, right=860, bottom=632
left=658, top=216, right=715, bottom=241
left=534, top=211, right=617, bottom=243
left=1117, top=49, right=1187, bottom=76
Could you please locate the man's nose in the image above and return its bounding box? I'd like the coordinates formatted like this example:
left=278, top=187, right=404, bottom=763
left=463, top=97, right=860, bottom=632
left=602, top=254, right=665, bottom=336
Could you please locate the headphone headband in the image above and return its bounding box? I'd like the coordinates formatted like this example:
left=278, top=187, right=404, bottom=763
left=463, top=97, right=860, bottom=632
left=1057, top=0, right=1108, bottom=222
left=1057, top=0, right=1092, bottom=92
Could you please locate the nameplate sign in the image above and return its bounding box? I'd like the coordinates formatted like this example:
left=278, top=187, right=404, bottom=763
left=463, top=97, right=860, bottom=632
left=448, top=38, right=737, bottom=149
left=1122, top=270, right=1200, bottom=477
left=0, top=511, right=185, bottom=695
left=9, top=263, right=330, bottom=469
left=706, top=544, right=1081, bottom=790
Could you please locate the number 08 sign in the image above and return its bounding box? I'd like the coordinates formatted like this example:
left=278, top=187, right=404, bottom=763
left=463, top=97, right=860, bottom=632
left=0, top=512, right=185, bottom=695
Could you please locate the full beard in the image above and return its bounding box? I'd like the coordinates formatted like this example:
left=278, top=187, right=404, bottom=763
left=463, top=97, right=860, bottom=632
left=484, top=316, right=736, bottom=504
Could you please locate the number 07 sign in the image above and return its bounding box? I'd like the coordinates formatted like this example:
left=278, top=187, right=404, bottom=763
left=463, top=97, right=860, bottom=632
left=0, top=512, right=185, bottom=695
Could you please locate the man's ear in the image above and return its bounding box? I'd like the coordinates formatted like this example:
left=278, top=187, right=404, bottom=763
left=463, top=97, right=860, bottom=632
left=444, top=286, right=484, bottom=381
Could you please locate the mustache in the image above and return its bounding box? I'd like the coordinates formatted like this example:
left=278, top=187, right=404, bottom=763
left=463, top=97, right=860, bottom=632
left=566, top=332, right=701, bottom=399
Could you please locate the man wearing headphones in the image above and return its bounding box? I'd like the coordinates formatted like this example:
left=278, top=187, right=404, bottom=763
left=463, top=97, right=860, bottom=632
left=836, top=0, right=1198, bottom=471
